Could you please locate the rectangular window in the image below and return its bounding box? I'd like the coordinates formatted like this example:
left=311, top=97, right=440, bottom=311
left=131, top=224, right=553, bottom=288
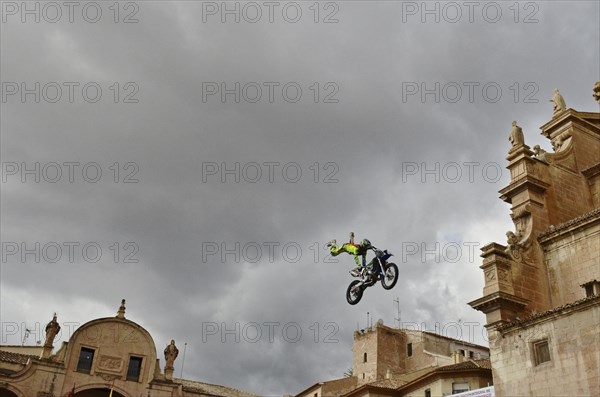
left=77, top=347, right=95, bottom=373
left=582, top=281, right=599, bottom=297
left=425, top=389, right=431, bottom=397
left=127, top=356, right=143, bottom=381
left=585, top=284, right=594, bottom=297
left=452, top=383, right=469, bottom=394
left=407, top=343, right=413, bottom=357
left=469, top=350, right=474, bottom=359
left=533, top=339, right=551, bottom=365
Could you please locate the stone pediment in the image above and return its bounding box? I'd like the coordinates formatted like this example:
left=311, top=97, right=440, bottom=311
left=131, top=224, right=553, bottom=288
left=540, top=109, right=600, bottom=139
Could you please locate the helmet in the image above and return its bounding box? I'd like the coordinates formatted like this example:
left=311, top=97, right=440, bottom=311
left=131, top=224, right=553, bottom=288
left=361, top=239, right=372, bottom=249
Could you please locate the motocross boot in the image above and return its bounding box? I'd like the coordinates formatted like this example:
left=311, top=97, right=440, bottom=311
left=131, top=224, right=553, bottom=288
left=350, top=267, right=362, bottom=277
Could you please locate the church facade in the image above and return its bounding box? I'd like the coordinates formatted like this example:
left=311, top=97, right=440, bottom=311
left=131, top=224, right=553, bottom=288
left=469, top=83, right=600, bottom=396
left=0, top=301, right=257, bottom=397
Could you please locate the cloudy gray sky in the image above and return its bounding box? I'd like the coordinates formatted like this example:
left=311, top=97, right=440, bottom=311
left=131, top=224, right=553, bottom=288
left=1, top=0, right=599, bottom=395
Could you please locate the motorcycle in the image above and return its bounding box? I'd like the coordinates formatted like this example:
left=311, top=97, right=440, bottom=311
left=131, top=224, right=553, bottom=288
left=346, top=247, right=399, bottom=305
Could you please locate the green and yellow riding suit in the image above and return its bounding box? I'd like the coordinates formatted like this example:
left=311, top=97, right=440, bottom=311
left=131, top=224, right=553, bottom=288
left=330, top=243, right=367, bottom=267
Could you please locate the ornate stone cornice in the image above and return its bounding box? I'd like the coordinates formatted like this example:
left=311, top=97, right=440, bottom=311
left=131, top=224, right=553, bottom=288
left=468, top=291, right=529, bottom=314
left=480, top=242, right=509, bottom=261
left=537, top=207, right=600, bottom=243
left=499, top=175, right=550, bottom=203
left=96, top=372, right=120, bottom=382
left=510, top=203, right=532, bottom=221
left=581, top=162, right=600, bottom=179
left=496, top=294, right=600, bottom=335
left=540, top=109, right=600, bottom=138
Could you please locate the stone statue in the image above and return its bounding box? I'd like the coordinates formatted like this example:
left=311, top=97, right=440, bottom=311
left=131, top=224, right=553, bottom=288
left=593, top=81, right=600, bottom=104
left=116, top=299, right=126, bottom=319
left=508, top=121, right=525, bottom=148
left=505, top=231, right=524, bottom=261
left=533, top=145, right=549, bottom=161
left=506, top=231, right=520, bottom=250
left=44, top=313, right=60, bottom=348
left=550, top=88, right=566, bottom=116
left=164, top=340, right=179, bottom=369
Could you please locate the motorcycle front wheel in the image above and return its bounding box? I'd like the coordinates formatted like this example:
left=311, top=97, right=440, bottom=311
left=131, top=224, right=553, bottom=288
left=381, top=263, right=399, bottom=290
left=346, top=280, right=364, bottom=305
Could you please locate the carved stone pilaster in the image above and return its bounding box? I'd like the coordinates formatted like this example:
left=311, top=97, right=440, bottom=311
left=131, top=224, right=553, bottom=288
left=468, top=291, right=529, bottom=330
left=506, top=144, right=535, bottom=180
left=511, top=202, right=531, bottom=229
left=499, top=172, right=550, bottom=241
left=480, top=243, right=515, bottom=296
left=469, top=243, right=529, bottom=328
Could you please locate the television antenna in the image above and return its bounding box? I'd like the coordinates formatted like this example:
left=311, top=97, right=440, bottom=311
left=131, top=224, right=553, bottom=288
left=394, top=297, right=401, bottom=328
left=22, top=326, right=32, bottom=346
left=458, top=318, right=466, bottom=357
left=180, top=342, right=188, bottom=378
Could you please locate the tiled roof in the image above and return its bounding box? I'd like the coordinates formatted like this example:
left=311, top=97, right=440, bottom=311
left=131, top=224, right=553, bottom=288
left=295, top=377, right=358, bottom=397
left=393, top=360, right=492, bottom=395
left=396, top=366, right=437, bottom=384
left=363, top=361, right=492, bottom=394
left=420, top=331, right=489, bottom=351
left=176, top=378, right=259, bottom=397
left=581, top=162, right=600, bottom=178
left=368, top=378, right=405, bottom=389
left=0, top=350, right=35, bottom=365
left=538, top=207, right=600, bottom=239
left=497, top=294, right=600, bottom=331
left=436, top=359, right=491, bottom=371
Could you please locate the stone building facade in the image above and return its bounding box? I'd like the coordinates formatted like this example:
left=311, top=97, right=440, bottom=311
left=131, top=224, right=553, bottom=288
left=351, top=327, right=489, bottom=385
left=0, top=301, right=258, bottom=397
left=469, top=86, right=600, bottom=396
left=295, top=323, right=492, bottom=397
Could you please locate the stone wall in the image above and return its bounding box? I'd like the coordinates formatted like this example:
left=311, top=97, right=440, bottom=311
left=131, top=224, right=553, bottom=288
left=489, top=297, right=600, bottom=397
left=540, top=212, right=600, bottom=307
left=351, top=325, right=489, bottom=386
left=403, top=376, right=492, bottom=397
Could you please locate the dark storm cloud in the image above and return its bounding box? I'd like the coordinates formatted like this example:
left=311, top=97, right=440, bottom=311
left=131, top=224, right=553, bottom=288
left=1, top=1, right=599, bottom=395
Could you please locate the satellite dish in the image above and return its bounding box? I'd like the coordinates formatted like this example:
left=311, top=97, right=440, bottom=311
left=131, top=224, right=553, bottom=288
left=377, top=319, right=384, bottom=326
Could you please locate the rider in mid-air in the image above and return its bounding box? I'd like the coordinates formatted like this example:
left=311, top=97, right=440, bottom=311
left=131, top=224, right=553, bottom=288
left=330, top=232, right=399, bottom=305
left=327, top=232, right=373, bottom=277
